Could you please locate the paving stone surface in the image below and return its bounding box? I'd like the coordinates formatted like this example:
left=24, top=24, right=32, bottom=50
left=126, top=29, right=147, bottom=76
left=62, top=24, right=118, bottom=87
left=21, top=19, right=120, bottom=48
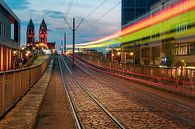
left=35, top=59, right=76, bottom=129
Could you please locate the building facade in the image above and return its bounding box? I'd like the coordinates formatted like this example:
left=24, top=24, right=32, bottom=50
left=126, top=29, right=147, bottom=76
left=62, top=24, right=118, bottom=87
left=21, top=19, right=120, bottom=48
left=120, top=0, right=195, bottom=66
left=26, top=18, right=48, bottom=45
left=26, top=18, right=56, bottom=54
left=121, top=0, right=160, bottom=28
left=150, top=0, right=181, bottom=13
left=0, top=0, right=20, bottom=71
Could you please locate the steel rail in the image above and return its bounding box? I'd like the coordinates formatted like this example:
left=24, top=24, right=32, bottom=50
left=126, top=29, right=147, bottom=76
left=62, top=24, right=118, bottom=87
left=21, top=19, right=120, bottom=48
left=60, top=55, right=126, bottom=129
left=72, top=55, right=195, bottom=127
left=58, top=57, right=82, bottom=129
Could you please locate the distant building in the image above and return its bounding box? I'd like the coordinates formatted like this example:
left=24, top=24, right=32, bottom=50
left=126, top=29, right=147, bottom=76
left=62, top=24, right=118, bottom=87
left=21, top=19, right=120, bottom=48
left=121, top=0, right=160, bottom=28
left=0, top=0, right=20, bottom=71
left=26, top=18, right=56, bottom=54
left=26, top=18, right=35, bottom=45
left=47, top=42, right=56, bottom=54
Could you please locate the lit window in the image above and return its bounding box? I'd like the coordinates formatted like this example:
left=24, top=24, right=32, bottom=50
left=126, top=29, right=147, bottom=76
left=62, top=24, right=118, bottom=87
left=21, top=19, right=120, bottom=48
left=0, top=23, right=1, bottom=37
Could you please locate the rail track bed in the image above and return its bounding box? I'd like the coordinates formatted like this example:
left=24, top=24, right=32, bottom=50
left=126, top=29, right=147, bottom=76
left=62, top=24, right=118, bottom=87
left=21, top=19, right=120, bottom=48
left=60, top=55, right=195, bottom=129
left=59, top=57, right=125, bottom=129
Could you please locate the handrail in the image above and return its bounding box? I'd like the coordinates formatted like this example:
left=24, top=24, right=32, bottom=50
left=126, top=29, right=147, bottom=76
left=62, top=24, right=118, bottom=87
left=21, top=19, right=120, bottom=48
left=0, top=55, right=51, bottom=119
left=0, top=57, right=50, bottom=74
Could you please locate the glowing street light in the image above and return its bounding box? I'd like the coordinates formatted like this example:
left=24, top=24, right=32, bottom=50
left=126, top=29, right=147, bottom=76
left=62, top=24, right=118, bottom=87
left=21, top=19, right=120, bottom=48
left=130, top=52, right=134, bottom=56
left=13, top=51, right=17, bottom=55
left=117, top=52, right=121, bottom=56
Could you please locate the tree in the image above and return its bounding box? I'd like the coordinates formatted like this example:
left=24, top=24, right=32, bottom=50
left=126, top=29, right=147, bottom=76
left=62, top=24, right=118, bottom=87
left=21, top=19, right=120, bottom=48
left=162, top=38, right=176, bottom=67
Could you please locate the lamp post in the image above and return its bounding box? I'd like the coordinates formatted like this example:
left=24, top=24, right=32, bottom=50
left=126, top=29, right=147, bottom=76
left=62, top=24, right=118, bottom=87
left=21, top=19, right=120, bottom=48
left=129, top=52, right=135, bottom=64
left=117, top=52, right=121, bottom=63
left=25, top=51, right=31, bottom=66
left=106, top=46, right=114, bottom=67
left=111, top=49, right=114, bottom=66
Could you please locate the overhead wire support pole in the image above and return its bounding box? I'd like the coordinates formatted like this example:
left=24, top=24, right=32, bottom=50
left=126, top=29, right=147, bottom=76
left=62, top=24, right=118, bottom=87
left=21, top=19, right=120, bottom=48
left=64, top=18, right=73, bottom=30
left=72, top=18, right=75, bottom=67
left=64, top=32, right=66, bottom=53
left=63, top=17, right=77, bottom=67
left=75, top=18, right=84, bottom=30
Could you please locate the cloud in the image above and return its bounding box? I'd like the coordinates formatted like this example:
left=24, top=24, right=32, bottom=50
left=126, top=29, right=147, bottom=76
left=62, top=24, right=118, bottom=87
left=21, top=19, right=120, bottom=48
left=43, top=10, right=65, bottom=19
left=4, top=0, right=121, bottom=49
left=5, top=0, right=30, bottom=10
left=21, top=19, right=39, bottom=25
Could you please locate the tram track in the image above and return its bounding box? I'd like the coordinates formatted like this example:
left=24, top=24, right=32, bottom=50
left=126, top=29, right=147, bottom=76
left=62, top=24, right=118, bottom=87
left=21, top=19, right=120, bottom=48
left=59, top=56, right=126, bottom=129
left=67, top=55, right=195, bottom=128
left=58, top=58, right=82, bottom=129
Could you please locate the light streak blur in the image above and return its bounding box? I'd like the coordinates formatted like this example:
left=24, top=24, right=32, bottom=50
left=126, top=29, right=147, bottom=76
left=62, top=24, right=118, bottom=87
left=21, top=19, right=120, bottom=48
left=77, top=0, right=195, bottom=48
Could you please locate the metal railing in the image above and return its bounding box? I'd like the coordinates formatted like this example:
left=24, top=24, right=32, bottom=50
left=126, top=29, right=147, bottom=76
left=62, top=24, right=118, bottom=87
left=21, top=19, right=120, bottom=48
left=0, top=56, right=50, bottom=118
left=77, top=54, right=195, bottom=92
left=0, top=38, right=19, bottom=49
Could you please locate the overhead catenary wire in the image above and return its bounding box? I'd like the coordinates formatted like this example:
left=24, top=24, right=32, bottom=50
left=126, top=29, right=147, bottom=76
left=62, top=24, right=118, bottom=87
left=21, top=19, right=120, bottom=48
left=95, top=1, right=120, bottom=22
left=65, top=0, right=74, bottom=18
left=85, top=0, right=106, bottom=19
left=75, top=19, right=84, bottom=30
left=74, top=0, right=107, bottom=30
left=63, top=0, right=120, bottom=48
left=64, top=18, right=73, bottom=30
left=75, top=1, right=120, bottom=38
left=76, top=0, right=120, bottom=30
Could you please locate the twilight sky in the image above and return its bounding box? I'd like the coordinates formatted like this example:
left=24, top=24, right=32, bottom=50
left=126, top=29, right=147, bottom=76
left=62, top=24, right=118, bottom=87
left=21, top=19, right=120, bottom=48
left=4, top=0, right=121, bottom=50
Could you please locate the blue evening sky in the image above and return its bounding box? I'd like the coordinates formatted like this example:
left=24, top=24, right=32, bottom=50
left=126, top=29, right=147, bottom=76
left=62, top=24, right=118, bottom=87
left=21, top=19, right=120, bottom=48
left=4, top=0, right=121, bottom=50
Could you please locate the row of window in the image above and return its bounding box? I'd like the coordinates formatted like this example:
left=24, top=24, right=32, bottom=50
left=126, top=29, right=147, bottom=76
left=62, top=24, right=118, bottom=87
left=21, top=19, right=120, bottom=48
left=172, top=42, right=195, bottom=56
left=148, top=21, right=190, bottom=40
left=176, top=22, right=188, bottom=34
left=140, top=42, right=195, bottom=59
left=124, top=0, right=147, bottom=8
left=0, top=23, right=9, bottom=40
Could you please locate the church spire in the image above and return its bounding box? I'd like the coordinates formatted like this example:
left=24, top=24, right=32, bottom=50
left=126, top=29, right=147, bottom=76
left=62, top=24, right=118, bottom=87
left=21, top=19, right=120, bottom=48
left=26, top=18, right=35, bottom=44
left=39, top=18, right=47, bottom=44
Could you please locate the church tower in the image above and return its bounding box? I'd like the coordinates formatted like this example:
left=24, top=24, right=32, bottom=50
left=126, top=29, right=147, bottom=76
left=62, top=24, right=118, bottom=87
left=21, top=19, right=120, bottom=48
left=26, top=18, right=35, bottom=45
left=39, top=19, right=47, bottom=45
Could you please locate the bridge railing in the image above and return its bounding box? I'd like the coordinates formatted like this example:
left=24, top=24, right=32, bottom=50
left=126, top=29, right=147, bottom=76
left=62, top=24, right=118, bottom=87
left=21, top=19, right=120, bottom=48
left=76, top=54, right=195, bottom=92
left=0, top=56, right=50, bottom=118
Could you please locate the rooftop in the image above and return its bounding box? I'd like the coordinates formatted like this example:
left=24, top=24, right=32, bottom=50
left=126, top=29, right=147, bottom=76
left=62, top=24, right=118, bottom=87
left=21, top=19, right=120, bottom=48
left=0, top=0, right=20, bottom=22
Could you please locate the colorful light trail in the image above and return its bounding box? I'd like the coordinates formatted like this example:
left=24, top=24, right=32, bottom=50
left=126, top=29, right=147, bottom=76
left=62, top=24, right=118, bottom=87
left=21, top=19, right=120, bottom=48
left=76, top=0, right=195, bottom=49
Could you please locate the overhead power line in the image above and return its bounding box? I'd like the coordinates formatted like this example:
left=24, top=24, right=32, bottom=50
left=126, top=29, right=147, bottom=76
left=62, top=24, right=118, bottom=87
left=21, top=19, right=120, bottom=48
left=65, top=0, right=73, bottom=18
left=64, top=18, right=73, bottom=30
left=96, top=1, right=120, bottom=22
left=75, top=18, right=84, bottom=30
left=85, top=0, right=106, bottom=19
left=75, top=0, right=107, bottom=30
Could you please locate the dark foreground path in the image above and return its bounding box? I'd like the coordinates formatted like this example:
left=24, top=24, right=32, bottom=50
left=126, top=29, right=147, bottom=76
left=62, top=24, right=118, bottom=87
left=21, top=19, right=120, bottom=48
left=35, top=58, right=76, bottom=129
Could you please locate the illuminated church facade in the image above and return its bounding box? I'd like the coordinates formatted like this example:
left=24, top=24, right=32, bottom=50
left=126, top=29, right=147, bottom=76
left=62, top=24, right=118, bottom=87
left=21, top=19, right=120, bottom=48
left=26, top=18, right=55, bottom=52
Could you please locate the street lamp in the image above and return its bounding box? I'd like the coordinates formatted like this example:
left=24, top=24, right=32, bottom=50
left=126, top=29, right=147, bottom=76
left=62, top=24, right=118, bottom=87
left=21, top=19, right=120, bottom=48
left=111, top=52, right=114, bottom=63
left=129, top=52, right=135, bottom=64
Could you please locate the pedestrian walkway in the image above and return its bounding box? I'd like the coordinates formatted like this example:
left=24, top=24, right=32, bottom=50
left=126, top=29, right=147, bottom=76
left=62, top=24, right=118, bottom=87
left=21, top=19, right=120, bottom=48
left=33, top=55, right=50, bottom=65
left=0, top=60, right=53, bottom=129
left=35, top=58, right=76, bottom=129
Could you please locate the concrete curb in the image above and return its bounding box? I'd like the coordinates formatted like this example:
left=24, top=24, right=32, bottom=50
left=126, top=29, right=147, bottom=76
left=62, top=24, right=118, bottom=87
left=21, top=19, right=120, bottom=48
left=0, top=60, right=54, bottom=129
